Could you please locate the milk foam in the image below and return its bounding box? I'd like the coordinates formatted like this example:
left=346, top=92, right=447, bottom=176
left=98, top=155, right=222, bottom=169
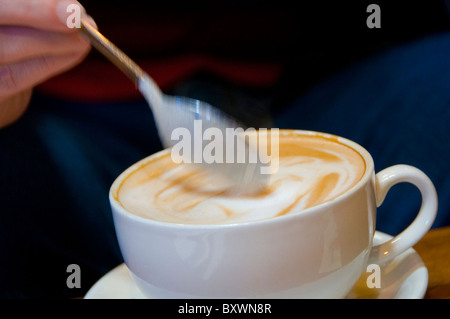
left=118, top=133, right=365, bottom=224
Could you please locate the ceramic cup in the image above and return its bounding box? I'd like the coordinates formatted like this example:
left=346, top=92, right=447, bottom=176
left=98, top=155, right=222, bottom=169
left=109, top=130, right=437, bottom=298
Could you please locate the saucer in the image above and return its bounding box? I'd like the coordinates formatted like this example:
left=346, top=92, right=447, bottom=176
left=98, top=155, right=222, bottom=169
left=84, top=231, right=428, bottom=299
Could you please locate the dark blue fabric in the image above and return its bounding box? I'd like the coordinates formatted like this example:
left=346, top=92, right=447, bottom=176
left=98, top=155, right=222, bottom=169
left=0, top=96, right=162, bottom=298
left=275, top=31, right=450, bottom=235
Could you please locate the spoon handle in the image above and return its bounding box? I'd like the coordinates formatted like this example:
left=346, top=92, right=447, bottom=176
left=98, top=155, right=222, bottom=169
left=79, top=19, right=144, bottom=87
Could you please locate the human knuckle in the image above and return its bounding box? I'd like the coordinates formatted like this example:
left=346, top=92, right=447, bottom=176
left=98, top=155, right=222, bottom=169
left=0, top=65, right=19, bottom=94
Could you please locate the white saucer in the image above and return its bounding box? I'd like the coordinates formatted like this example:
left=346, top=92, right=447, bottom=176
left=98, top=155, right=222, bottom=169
left=84, top=231, right=428, bottom=299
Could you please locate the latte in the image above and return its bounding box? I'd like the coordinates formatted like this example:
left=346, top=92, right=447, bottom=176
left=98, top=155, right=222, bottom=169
left=116, top=131, right=365, bottom=224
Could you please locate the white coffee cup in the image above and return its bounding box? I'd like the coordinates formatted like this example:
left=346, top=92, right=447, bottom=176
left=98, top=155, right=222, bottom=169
left=109, top=130, right=437, bottom=298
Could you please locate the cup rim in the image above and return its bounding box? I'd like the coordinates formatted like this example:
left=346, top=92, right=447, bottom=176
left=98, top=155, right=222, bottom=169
left=109, top=129, right=375, bottom=229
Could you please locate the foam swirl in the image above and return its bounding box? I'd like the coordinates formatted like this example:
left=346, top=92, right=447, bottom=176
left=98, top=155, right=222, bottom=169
left=118, top=133, right=365, bottom=224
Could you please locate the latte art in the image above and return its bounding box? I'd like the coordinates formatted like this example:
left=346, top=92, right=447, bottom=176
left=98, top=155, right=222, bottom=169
left=117, top=132, right=365, bottom=224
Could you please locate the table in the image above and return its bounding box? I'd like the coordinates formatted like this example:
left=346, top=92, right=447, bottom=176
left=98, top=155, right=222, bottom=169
left=413, top=226, right=450, bottom=299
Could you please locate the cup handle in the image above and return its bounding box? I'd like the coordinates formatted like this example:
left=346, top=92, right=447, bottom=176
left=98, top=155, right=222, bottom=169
left=368, top=164, right=438, bottom=264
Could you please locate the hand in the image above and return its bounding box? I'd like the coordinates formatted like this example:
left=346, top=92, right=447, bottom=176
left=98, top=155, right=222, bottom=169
left=0, top=0, right=92, bottom=128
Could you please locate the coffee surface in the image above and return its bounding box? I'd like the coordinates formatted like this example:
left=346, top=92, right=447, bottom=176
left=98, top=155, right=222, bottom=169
left=117, top=132, right=365, bottom=224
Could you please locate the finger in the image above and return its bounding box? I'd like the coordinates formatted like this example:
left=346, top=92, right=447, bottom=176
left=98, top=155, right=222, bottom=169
left=0, top=50, right=90, bottom=99
left=0, top=89, right=32, bottom=128
left=0, top=0, right=86, bottom=32
left=0, top=25, right=90, bottom=64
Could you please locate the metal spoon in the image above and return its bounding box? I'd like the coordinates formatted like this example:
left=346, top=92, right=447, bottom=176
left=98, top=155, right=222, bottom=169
left=79, top=19, right=268, bottom=194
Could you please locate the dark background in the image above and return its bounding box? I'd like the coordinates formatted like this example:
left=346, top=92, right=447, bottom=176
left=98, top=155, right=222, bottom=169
left=79, top=0, right=450, bottom=107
